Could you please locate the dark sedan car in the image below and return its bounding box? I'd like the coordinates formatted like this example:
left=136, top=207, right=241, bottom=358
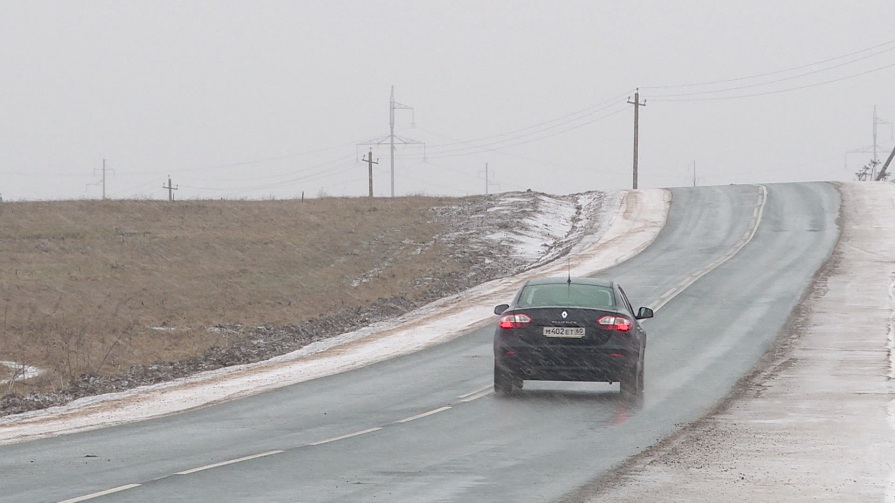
left=493, top=276, right=653, bottom=398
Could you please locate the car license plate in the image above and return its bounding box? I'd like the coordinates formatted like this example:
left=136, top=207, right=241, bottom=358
left=543, top=327, right=585, bottom=338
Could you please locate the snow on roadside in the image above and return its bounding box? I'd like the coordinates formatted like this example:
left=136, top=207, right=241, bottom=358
left=484, top=191, right=623, bottom=269
left=887, top=187, right=895, bottom=503
left=574, top=182, right=895, bottom=502
left=485, top=193, right=578, bottom=264
left=889, top=273, right=895, bottom=381
left=0, top=189, right=669, bottom=444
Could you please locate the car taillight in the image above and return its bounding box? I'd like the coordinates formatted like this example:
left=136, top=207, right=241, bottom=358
left=499, top=313, right=531, bottom=329
left=597, top=315, right=632, bottom=332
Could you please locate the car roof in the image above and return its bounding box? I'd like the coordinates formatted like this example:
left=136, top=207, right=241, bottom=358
left=523, top=276, right=614, bottom=288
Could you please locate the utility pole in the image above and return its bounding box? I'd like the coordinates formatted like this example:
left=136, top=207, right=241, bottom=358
left=358, top=86, right=424, bottom=197
left=91, top=159, right=114, bottom=199
left=481, top=162, right=498, bottom=194
left=873, top=106, right=892, bottom=180
left=875, top=144, right=895, bottom=181
left=874, top=106, right=880, bottom=168
left=362, top=149, right=379, bottom=197
left=163, top=175, right=178, bottom=201
left=848, top=106, right=893, bottom=181
left=692, top=160, right=697, bottom=187
left=627, top=89, right=646, bottom=189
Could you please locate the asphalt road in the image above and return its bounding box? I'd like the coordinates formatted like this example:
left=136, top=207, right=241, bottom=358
left=0, top=182, right=841, bottom=503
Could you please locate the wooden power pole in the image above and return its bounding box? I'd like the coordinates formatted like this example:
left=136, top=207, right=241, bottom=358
left=627, top=89, right=646, bottom=189
left=362, top=149, right=379, bottom=197
left=163, top=175, right=178, bottom=201
left=875, top=144, right=895, bottom=181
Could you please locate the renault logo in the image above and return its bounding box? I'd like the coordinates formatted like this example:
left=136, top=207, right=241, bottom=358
left=561, top=311, right=568, bottom=319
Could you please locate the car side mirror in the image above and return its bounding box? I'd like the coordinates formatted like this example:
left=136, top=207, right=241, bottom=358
left=494, top=304, right=510, bottom=315
left=636, top=307, right=654, bottom=320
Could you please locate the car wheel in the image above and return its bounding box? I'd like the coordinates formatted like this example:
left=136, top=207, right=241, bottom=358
left=494, top=365, right=521, bottom=395
left=620, top=360, right=643, bottom=399
left=637, top=361, right=645, bottom=393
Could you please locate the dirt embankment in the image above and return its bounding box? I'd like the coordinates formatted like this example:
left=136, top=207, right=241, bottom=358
left=0, top=191, right=595, bottom=416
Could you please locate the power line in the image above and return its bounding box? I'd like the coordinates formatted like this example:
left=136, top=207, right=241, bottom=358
left=651, top=60, right=895, bottom=102
left=406, top=125, right=577, bottom=172
left=180, top=162, right=358, bottom=193
left=26, top=36, right=895, bottom=201
left=111, top=142, right=367, bottom=177
left=181, top=153, right=358, bottom=184
left=419, top=105, right=629, bottom=159
left=419, top=90, right=632, bottom=152
left=649, top=46, right=895, bottom=100
left=642, top=38, right=895, bottom=91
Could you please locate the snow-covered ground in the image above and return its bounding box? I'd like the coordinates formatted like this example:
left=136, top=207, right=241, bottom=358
left=0, top=362, right=42, bottom=387
left=484, top=191, right=616, bottom=267
left=0, top=189, right=669, bottom=445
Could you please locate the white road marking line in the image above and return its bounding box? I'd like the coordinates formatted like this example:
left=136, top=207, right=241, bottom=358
left=395, top=406, right=451, bottom=423
left=458, top=384, right=492, bottom=399
left=649, top=185, right=767, bottom=313
left=459, top=389, right=493, bottom=402
left=308, top=427, right=382, bottom=446
left=175, top=450, right=284, bottom=475
left=57, top=484, right=142, bottom=503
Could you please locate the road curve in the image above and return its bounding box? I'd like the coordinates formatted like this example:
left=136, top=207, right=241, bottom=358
left=0, top=183, right=840, bottom=503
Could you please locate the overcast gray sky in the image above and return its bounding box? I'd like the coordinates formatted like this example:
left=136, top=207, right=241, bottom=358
left=2, top=0, right=894, bottom=200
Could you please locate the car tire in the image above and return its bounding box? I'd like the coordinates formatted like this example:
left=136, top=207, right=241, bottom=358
left=620, top=357, right=644, bottom=399
left=494, top=365, right=521, bottom=395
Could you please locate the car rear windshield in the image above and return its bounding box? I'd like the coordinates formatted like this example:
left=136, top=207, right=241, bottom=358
left=517, top=283, right=616, bottom=309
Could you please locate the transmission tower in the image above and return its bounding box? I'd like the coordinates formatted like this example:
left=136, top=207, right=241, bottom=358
left=358, top=86, right=425, bottom=197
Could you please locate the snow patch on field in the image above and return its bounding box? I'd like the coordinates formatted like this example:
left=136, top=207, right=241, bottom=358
left=0, top=362, right=43, bottom=386
left=486, top=193, right=579, bottom=263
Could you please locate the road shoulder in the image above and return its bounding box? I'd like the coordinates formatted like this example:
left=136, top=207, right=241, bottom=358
left=567, top=181, right=895, bottom=502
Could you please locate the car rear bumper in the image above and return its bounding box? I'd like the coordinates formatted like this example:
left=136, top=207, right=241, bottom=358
left=495, top=348, right=638, bottom=383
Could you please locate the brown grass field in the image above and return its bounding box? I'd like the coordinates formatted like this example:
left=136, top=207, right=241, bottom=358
left=0, top=196, right=476, bottom=396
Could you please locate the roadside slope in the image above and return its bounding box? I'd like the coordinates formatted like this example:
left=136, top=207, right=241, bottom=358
left=0, top=189, right=670, bottom=444
left=0, top=191, right=599, bottom=410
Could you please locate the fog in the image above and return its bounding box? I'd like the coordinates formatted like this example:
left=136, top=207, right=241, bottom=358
left=2, top=0, right=893, bottom=200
